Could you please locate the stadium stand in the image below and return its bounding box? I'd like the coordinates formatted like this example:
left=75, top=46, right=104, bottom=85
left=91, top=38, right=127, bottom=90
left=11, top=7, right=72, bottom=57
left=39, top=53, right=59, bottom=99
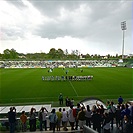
left=0, top=60, right=120, bottom=68
left=1, top=98, right=132, bottom=133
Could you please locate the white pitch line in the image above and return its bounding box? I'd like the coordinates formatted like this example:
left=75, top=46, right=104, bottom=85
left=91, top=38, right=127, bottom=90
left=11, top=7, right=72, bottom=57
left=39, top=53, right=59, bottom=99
left=69, top=81, right=78, bottom=96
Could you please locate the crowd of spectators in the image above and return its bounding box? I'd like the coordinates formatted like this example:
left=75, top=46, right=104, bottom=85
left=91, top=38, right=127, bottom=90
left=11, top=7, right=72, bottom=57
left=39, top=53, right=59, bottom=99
left=0, top=60, right=119, bottom=68
left=4, top=97, right=133, bottom=133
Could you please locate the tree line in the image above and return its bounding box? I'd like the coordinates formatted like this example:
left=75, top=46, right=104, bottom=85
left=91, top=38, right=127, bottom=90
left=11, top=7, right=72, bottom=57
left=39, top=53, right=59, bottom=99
left=0, top=48, right=132, bottom=60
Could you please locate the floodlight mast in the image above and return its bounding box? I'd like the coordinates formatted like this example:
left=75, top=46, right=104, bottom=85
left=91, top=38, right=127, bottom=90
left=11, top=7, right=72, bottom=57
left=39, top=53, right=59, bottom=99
left=121, top=21, right=127, bottom=59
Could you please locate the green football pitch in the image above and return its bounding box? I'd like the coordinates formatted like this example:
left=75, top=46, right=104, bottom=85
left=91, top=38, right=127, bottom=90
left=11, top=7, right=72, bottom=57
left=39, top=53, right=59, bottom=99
left=0, top=67, right=132, bottom=105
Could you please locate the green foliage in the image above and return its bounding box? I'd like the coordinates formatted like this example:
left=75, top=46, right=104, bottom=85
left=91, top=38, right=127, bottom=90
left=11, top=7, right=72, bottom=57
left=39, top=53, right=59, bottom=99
left=0, top=67, right=132, bottom=105
left=1, top=48, right=133, bottom=60
left=3, top=49, right=18, bottom=59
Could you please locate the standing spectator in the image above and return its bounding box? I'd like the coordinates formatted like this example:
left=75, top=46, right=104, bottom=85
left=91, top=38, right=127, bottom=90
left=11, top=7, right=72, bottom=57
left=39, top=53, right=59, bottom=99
left=29, top=107, right=36, bottom=131
left=62, top=108, right=68, bottom=131
left=68, top=105, right=75, bottom=130
left=121, top=104, right=130, bottom=120
left=65, top=97, right=68, bottom=107
left=85, top=105, right=92, bottom=128
left=77, top=107, right=86, bottom=129
left=106, top=101, right=111, bottom=110
left=75, top=103, right=81, bottom=130
left=59, top=93, right=63, bottom=105
left=38, top=107, right=48, bottom=131
left=121, top=115, right=132, bottom=133
left=20, top=111, right=27, bottom=132
left=49, top=109, right=58, bottom=133
left=118, top=96, right=124, bottom=105
left=96, top=101, right=105, bottom=122
left=129, top=102, right=133, bottom=126
left=8, top=107, right=16, bottom=133
left=92, top=105, right=97, bottom=113
left=109, top=101, right=116, bottom=130
left=68, top=98, right=71, bottom=107
left=102, top=112, right=111, bottom=133
left=56, top=108, right=62, bottom=131
left=115, top=105, right=121, bottom=128
left=71, top=98, right=74, bottom=106
left=91, top=109, right=102, bottom=133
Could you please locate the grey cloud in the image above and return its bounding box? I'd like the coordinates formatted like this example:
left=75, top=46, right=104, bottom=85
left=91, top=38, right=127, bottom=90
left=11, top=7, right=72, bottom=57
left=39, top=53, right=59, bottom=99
left=3, top=0, right=132, bottom=50
left=1, top=27, right=25, bottom=40
left=31, top=1, right=131, bottom=41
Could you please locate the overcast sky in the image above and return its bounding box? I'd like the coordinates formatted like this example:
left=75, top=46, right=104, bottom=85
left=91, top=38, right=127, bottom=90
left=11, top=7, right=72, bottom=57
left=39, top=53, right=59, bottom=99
left=0, top=0, right=132, bottom=55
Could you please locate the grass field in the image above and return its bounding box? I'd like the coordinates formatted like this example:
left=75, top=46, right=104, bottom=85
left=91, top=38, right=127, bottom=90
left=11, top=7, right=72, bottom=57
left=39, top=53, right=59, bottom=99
left=0, top=67, right=132, bottom=105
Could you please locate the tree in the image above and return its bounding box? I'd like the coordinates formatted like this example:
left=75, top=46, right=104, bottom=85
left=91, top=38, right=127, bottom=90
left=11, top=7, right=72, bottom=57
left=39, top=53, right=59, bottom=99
left=57, top=48, right=64, bottom=59
left=10, top=48, right=18, bottom=59
left=48, top=48, right=57, bottom=59
left=3, top=49, right=11, bottom=59
left=3, top=48, right=18, bottom=59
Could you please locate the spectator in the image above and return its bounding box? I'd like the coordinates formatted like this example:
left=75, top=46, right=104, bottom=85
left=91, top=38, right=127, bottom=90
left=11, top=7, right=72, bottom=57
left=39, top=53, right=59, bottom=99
left=121, top=104, right=130, bottom=119
left=77, top=107, right=86, bottom=129
left=121, top=115, right=132, bottom=133
left=56, top=108, right=62, bottom=131
left=65, top=96, right=69, bottom=106
left=20, top=111, right=27, bottom=132
left=106, top=101, right=111, bottom=110
left=129, top=102, right=133, bottom=126
left=49, top=109, right=58, bottom=133
left=8, top=107, right=16, bottom=133
left=91, top=109, right=102, bottom=133
left=85, top=105, right=92, bottom=128
left=68, top=105, right=75, bottom=130
left=109, top=101, right=116, bottom=130
left=102, top=112, right=111, bottom=133
left=29, top=107, right=36, bottom=131
left=115, top=105, right=121, bottom=128
left=75, top=103, right=81, bottom=130
left=118, top=96, right=124, bottom=105
left=71, top=98, right=74, bottom=106
left=62, top=108, right=68, bottom=131
left=38, top=107, right=48, bottom=131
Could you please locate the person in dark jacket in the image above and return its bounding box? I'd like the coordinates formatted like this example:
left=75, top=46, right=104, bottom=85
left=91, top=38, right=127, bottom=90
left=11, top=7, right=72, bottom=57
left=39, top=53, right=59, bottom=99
left=91, top=109, right=102, bottom=133
left=102, top=112, right=111, bottom=133
left=77, top=106, right=85, bottom=129
left=8, top=107, right=16, bottom=133
left=121, top=115, right=132, bottom=133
